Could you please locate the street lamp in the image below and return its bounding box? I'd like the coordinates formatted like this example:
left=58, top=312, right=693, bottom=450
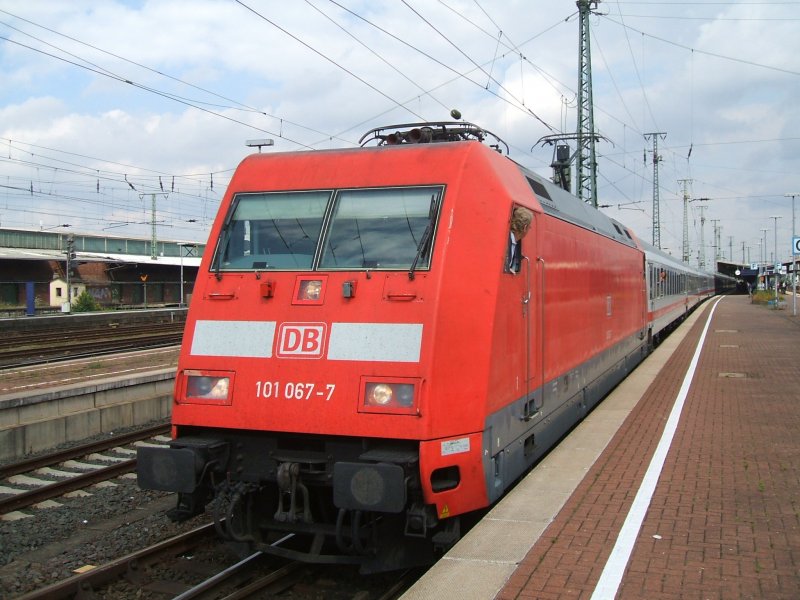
left=770, top=216, right=782, bottom=307
left=759, top=228, right=768, bottom=290
left=786, top=193, right=799, bottom=317
left=245, top=139, right=274, bottom=153
left=178, top=243, right=197, bottom=308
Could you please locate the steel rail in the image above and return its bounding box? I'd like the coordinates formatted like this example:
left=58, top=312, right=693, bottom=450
left=374, top=569, right=422, bottom=600
left=173, top=553, right=301, bottom=600
left=216, top=563, right=301, bottom=600
left=0, top=458, right=138, bottom=514
left=15, top=523, right=217, bottom=600
left=0, top=423, right=170, bottom=479
left=0, top=322, right=185, bottom=367
left=0, top=337, right=182, bottom=368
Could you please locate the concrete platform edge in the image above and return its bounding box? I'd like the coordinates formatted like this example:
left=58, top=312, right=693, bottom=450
left=0, top=368, right=176, bottom=409
left=0, top=369, right=175, bottom=461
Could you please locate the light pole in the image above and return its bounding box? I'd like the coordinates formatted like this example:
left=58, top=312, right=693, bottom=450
left=770, top=216, right=782, bottom=307
left=760, top=228, right=768, bottom=290
left=178, top=243, right=197, bottom=308
left=786, top=193, right=798, bottom=317
left=245, top=138, right=275, bottom=153
left=65, top=234, right=76, bottom=311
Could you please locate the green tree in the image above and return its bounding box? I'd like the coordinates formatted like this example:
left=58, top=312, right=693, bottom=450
left=72, top=290, right=101, bottom=312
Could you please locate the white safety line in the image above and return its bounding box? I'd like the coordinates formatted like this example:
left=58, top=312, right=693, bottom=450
left=590, top=296, right=724, bottom=600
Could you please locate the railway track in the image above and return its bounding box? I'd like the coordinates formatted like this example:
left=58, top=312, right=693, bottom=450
left=16, top=526, right=419, bottom=600
left=171, top=551, right=301, bottom=600
left=0, top=319, right=185, bottom=368
left=14, top=523, right=219, bottom=600
left=0, top=423, right=170, bottom=515
left=1, top=423, right=423, bottom=599
left=147, top=552, right=418, bottom=600
left=173, top=556, right=418, bottom=600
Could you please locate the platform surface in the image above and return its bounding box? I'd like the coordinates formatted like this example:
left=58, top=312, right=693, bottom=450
left=403, top=295, right=800, bottom=599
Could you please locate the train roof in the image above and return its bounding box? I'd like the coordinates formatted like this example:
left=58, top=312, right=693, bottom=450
left=232, top=122, right=654, bottom=258
left=513, top=163, right=639, bottom=251
left=356, top=121, right=642, bottom=252
left=640, top=240, right=714, bottom=277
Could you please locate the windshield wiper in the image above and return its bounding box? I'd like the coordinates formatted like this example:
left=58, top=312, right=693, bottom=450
left=212, top=235, right=225, bottom=281
left=408, top=225, right=432, bottom=281
left=213, top=203, right=239, bottom=280
left=408, top=193, right=439, bottom=280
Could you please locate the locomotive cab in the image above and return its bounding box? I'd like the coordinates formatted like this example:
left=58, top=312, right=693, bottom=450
left=138, top=122, right=524, bottom=571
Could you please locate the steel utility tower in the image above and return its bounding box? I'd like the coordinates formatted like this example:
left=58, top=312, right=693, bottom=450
left=141, top=192, right=168, bottom=260
left=696, top=203, right=708, bottom=270
left=576, top=0, right=600, bottom=207
left=644, top=132, right=666, bottom=248
left=711, top=219, right=720, bottom=262
left=678, top=179, right=692, bottom=263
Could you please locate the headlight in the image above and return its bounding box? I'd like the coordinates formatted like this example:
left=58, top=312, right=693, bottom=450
left=180, top=370, right=234, bottom=405
left=361, top=379, right=420, bottom=415
left=188, top=376, right=229, bottom=399
left=367, top=383, right=395, bottom=406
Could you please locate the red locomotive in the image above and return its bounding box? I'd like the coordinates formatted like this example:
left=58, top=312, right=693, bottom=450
left=138, top=121, right=717, bottom=572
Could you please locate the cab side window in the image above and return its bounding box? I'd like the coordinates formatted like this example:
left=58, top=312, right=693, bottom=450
left=506, top=205, right=533, bottom=273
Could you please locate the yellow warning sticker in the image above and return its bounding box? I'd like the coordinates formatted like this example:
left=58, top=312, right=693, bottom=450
left=440, top=505, right=450, bottom=518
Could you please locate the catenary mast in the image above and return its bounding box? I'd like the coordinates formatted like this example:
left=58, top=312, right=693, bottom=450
left=576, top=0, right=599, bottom=208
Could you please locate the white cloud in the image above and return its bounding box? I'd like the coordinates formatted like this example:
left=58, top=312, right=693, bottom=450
left=0, top=0, right=797, bottom=261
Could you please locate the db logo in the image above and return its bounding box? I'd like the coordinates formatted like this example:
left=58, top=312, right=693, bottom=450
left=276, top=323, right=327, bottom=359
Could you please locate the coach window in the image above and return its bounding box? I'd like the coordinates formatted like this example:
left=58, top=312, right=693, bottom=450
left=214, top=190, right=330, bottom=271
left=319, top=186, right=442, bottom=270
left=653, top=268, right=659, bottom=299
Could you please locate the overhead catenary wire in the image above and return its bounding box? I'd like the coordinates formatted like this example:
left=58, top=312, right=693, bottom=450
left=235, top=0, right=430, bottom=123
left=0, top=8, right=352, bottom=146
left=401, top=0, right=556, bottom=132
left=0, top=2, right=796, bottom=256
left=324, top=0, right=561, bottom=134
left=0, top=33, right=316, bottom=150
left=0, top=138, right=224, bottom=233
left=302, top=0, right=452, bottom=115
left=600, top=13, right=800, bottom=76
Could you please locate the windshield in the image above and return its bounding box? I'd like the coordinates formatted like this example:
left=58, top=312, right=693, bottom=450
left=215, top=191, right=330, bottom=270
left=320, top=188, right=439, bottom=269
left=213, top=186, right=442, bottom=272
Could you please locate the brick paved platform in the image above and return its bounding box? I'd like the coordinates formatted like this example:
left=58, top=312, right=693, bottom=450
left=498, top=294, right=800, bottom=599
left=403, top=295, right=799, bottom=600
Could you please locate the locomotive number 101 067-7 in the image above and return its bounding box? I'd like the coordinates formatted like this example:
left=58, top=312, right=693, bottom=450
left=255, top=380, right=336, bottom=401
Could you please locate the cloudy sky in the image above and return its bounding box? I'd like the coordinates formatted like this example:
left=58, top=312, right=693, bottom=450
left=1, top=0, right=798, bottom=267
